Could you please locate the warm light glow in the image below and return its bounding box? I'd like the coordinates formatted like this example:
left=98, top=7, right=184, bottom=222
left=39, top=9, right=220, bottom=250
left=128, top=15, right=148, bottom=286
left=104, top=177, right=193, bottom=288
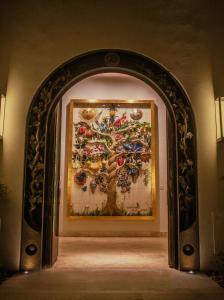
left=215, top=97, right=224, bottom=142
left=0, top=94, right=6, bottom=139
left=88, top=99, right=97, bottom=103
left=54, top=237, right=168, bottom=271
left=54, top=251, right=168, bottom=270
left=23, top=259, right=38, bottom=270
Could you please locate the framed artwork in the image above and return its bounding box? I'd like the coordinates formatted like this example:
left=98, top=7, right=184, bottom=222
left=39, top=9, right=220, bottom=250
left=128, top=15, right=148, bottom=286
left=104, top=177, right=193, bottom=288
left=65, top=99, right=158, bottom=220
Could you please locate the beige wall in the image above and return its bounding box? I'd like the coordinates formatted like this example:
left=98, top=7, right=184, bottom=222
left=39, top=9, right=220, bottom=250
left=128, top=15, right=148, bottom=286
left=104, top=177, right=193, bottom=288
left=0, top=0, right=222, bottom=270
left=59, top=73, right=168, bottom=236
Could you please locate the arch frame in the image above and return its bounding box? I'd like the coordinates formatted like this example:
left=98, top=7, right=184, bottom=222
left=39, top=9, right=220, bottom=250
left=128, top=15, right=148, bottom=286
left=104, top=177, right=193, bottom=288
left=20, top=49, right=199, bottom=271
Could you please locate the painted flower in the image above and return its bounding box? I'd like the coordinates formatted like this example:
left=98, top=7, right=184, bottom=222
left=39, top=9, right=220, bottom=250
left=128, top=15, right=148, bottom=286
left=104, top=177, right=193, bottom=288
left=114, top=114, right=127, bottom=128
left=109, top=110, right=116, bottom=117
left=117, top=156, right=125, bottom=166
left=75, top=171, right=87, bottom=186
left=114, top=118, right=121, bottom=128
left=115, top=134, right=123, bottom=141
left=85, top=129, right=93, bottom=138
left=133, top=143, right=143, bottom=152
left=78, top=126, right=86, bottom=134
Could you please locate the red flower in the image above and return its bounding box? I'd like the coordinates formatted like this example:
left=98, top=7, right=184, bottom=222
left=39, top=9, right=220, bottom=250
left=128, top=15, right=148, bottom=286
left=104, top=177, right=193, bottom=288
left=114, top=119, right=121, bottom=128
left=79, top=126, right=86, bottom=134
left=114, top=114, right=127, bottom=128
left=117, top=156, right=125, bottom=166
left=85, top=129, right=93, bottom=138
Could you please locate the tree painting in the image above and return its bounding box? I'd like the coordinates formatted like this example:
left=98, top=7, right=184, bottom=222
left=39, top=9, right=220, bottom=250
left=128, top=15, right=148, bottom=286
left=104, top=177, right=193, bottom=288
left=69, top=102, right=154, bottom=217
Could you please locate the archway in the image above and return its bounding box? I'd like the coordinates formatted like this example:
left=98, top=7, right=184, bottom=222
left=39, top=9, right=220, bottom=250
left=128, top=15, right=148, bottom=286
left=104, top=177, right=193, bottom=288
left=20, top=49, right=199, bottom=271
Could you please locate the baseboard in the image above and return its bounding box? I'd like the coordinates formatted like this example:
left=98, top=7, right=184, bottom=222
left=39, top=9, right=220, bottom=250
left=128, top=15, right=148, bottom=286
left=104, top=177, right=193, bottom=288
left=60, top=231, right=168, bottom=237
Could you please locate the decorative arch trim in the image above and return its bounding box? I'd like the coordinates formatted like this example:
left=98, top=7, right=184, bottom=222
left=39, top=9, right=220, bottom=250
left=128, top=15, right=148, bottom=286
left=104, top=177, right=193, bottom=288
left=20, top=49, right=199, bottom=271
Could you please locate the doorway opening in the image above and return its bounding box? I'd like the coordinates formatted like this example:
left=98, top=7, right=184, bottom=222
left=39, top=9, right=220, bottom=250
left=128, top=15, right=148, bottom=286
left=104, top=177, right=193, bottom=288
left=54, top=73, right=168, bottom=269
left=20, top=49, right=199, bottom=271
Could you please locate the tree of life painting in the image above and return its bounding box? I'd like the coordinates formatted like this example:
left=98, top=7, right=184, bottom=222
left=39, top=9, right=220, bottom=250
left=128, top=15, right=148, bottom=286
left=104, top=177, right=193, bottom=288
left=67, top=100, right=157, bottom=218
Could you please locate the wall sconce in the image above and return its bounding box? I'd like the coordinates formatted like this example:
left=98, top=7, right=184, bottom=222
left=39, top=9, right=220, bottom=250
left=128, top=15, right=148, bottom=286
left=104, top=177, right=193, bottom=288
left=215, top=97, right=224, bottom=142
left=0, top=94, right=6, bottom=139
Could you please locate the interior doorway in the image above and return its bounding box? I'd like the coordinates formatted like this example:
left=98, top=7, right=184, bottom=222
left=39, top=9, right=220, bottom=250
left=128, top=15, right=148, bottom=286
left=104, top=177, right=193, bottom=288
left=59, top=73, right=168, bottom=238
left=20, top=49, right=199, bottom=272
left=53, top=73, right=168, bottom=269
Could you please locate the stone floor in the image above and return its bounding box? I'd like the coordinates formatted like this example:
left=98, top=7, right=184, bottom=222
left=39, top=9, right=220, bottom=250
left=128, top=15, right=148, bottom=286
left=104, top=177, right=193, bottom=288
left=0, top=237, right=224, bottom=300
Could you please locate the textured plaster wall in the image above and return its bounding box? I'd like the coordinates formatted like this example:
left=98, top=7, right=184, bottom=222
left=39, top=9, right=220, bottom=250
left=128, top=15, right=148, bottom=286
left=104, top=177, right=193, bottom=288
left=0, top=0, right=222, bottom=270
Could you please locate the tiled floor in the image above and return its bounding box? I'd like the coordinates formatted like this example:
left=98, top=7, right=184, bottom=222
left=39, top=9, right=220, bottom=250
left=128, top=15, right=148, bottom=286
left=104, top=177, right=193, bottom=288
left=0, top=237, right=223, bottom=300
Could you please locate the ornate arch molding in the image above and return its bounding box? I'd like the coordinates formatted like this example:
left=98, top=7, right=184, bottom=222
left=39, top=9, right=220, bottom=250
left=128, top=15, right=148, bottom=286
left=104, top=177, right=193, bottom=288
left=21, top=49, right=199, bottom=271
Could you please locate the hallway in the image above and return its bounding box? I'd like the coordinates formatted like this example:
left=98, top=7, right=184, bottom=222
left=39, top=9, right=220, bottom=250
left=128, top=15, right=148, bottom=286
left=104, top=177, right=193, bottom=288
left=0, top=237, right=223, bottom=300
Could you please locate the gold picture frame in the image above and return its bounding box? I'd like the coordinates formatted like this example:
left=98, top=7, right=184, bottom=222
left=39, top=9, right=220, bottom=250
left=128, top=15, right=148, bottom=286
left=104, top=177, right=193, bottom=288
left=65, top=99, right=158, bottom=220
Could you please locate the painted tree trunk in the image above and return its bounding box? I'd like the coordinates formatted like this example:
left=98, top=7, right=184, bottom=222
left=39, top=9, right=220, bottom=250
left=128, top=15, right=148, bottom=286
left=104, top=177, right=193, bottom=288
left=102, top=152, right=120, bottom=215
left=103, top=178, right=120, bottom=215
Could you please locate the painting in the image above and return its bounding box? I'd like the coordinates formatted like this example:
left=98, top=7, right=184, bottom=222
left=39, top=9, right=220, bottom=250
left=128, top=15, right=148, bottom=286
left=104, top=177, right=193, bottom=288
left=65, top=100, right=158, bottom=219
